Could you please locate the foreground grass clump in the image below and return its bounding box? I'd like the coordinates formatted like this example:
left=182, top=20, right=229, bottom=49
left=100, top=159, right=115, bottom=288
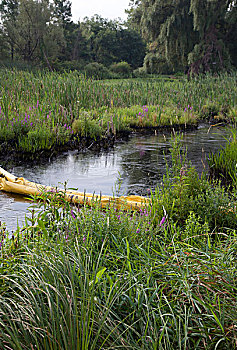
left=208, top=128, right=237, bottom=186
left=1, top=141, right=237, bottom=349
left=0, top=199, right=236, bottom=349
left=0, top=69, right=237, bottom=158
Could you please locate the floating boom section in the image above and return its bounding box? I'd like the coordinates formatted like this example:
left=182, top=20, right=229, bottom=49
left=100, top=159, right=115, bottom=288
left=0, top=167, right=151, bottom=211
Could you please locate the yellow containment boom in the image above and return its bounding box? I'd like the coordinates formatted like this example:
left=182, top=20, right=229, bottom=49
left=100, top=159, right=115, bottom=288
left=0, top=167, right=151, bottom=211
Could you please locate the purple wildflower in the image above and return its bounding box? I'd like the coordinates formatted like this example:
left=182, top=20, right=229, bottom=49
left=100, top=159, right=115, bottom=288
left=159, top=216, right=166, bottom=226
left=71, top=210, right=76, bottom=219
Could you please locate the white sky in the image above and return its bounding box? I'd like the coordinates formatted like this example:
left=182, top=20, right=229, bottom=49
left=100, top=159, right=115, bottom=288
left=71, top=0, right=129, bottom=22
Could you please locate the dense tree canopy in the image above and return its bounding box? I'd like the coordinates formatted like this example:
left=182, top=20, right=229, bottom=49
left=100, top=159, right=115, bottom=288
left=0, top=0, right=65, bottom=64
left=82, top=15, right=146, bottom=67
left=0, top=1, right=146, bottom=73
left=129, top=0, right=237, bottom=74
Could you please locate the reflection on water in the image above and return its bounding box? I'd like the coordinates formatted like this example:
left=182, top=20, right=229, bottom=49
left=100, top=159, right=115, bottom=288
left=0, top=125, right=231, bottom=231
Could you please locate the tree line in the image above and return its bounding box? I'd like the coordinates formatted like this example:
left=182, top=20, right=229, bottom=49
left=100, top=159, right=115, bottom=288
left=0, top=0, right=146, bottom=76
left=0, top=0, right=236, bottom=76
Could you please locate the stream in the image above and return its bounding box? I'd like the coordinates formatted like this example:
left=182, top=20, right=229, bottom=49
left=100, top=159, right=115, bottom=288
left=0, top=124, right=231, bottom=232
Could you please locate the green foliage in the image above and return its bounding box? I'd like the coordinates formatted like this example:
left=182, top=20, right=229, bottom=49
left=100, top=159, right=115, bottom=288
left=208, top=128, right=237, bottom=187
left=1, top=136, right=237, bottom=348
left=201, top=101, right=221, bottom=119
left=143, top=51, right=174, bottom=75
left=110, top=61, right=132, bottom=78
left=82, top=15, right=146, bottom=69
left=129, top=0, right=237, bottom=74
left=1, top=0, right=65, bottom=64
left=0, top=4, right=146, bottom=71
left=84, top=62, right=112, bottom=80
left=132, top=66, right=148, bottom=77
left=150, top=135, right=237, bottom=229
left=17, top=124, right=69, bottom=153
left=72, top=112, right=103, bottom=140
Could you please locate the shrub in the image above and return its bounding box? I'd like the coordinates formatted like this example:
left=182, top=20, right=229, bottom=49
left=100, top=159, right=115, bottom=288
left=132, top=66, right=148, bottom=78
left=72, top=111, right=102, bottom=139
left=84, top=62, right=111, bottom=80
left=110, top=61, right=132, bottom=78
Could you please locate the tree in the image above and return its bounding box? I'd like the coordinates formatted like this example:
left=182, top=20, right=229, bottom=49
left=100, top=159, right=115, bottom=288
left=81, top=15, right=146, bottom=68
left=129, top=0, right=196, bottom=73
left=0, top=0, right=19, bottom=60
left=188, top=0, right=237, bottom=73
left=129, top=0, right=237, bottom=74
left=1, top=0, right=65, bottom=65
left=53, top=0, right=72, bottom=27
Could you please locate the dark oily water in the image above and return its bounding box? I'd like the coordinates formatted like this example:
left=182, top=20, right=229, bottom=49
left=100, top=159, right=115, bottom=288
left=0, top=125, right=231, bottom=231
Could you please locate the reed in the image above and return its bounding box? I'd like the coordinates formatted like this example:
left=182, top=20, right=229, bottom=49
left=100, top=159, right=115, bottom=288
left=0, top=69, right=236, bottom=156
left=208, top=128, right=237, bottom=186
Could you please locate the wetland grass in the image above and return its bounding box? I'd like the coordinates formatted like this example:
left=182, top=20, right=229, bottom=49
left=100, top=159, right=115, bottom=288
left=0, top=69, right=237, bottom=159
left=208, top=128, right=237, bottom=187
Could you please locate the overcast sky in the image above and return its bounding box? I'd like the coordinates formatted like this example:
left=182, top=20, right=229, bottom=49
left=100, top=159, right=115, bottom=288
left=71, top=0, right=129, bottom=22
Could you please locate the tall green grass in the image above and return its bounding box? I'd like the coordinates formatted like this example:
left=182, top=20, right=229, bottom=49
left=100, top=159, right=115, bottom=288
left=208, top=128, right=237, bottom=186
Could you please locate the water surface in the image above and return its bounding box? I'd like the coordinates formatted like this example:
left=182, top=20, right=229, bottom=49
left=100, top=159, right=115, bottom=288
left=0, top=125, right=231, bottom=231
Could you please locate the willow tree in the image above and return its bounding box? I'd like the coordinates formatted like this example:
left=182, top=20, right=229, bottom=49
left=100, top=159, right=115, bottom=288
left=129, top=0, right=197, bottom=73
left=188, top=0, right=237, bottom=74
left=129, top=0, right=237, bottom=74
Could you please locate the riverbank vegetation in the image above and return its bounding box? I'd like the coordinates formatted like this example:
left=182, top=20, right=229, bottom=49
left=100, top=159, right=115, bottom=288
left=0, top=69, right=236, bottom=160
left=209, top=128, right=237, bottom=187
left=0, top=138, right=237, bottom=349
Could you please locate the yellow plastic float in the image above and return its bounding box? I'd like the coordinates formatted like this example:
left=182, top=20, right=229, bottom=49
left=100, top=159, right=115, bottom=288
left=0, top=167, right=151, bottom=211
